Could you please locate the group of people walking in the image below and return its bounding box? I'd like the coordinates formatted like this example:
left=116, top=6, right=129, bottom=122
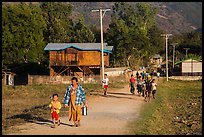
left=48, top=72, right=157, bottom=128
left=129, top=71, right=158, bottom=102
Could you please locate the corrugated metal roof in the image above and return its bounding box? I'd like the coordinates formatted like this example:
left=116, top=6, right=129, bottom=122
left=175, top=58, right=202, bottom=65
left=44, top=43, right=113, bottom=53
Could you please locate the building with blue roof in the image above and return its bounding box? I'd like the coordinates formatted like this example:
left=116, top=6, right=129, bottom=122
left=44, top=43, right=113, bottom=77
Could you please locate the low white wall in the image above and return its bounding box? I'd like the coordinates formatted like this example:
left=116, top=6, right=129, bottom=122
left=169, top=76, right=202, bottom=81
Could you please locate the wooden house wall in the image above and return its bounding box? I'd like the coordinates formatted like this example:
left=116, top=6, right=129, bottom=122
left=104, top=53, right=110, bottom=66
left=78, top=51, right=100, bottom=65
left=49, top=48, right=110, bottom=67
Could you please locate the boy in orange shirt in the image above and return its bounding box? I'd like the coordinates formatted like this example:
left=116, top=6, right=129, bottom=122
left=49, top=93, right=62, bottom=128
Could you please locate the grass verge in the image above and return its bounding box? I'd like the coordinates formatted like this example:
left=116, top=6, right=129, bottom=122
left=128, top=78, right=202, bottom=135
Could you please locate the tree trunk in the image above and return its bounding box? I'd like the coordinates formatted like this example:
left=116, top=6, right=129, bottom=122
left=127, top=55, right=131, bottom=67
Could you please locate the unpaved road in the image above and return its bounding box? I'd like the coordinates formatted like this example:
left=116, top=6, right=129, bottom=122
left=9, top=85, right=145, bottom=135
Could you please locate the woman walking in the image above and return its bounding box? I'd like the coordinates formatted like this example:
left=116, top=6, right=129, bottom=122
left=64, top=77, right=87, bottom=127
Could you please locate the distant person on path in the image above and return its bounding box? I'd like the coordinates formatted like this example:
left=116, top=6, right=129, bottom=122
left=102, top=74, right=109, bottom=96
left=144, top=75, right=152, bottom=102
left=157, top=71, right=160, bottom=81
left=136, top=71, right=139, bottom=80
left=141, top=71, right=145, bottom=80
left=151, top=69, right=155, bottom=79
left=137, top=76, right=143, bottom=96
left=151, top=79, right=157, bottom=99
left=145, top=72, right=149, bottom=80
left=141, top=78, right=146, bottom=97
left=49, top=93, right=62, bottom=128
left=129, top=74, right=136, bottom=94
left=64, top=77, right=87, bottom=127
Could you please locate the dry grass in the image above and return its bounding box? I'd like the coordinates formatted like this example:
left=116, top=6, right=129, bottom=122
left=2, top=84, right=67, bottom=134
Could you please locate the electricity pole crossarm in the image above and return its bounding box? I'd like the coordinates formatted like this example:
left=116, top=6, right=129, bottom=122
left=102, top=9, right=111, bottom=18
left=161, top=34, right=172, bottom=82
left=91, top=10, right=99, bottom=12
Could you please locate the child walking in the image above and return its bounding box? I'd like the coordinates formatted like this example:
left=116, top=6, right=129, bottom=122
left=49, top=93, right=62, bottom=128
left=137, top=76, right=143, bottom=96
left=141, top=78, right=146, bottom=97
left=151, top=79, right=157, bottom=99
left=144, top=75, right=152, bottom=102
left=102, top=74, right=109, bottom=96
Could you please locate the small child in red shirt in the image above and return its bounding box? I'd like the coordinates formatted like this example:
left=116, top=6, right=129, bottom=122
left=49, top=93, right=62, bottom=128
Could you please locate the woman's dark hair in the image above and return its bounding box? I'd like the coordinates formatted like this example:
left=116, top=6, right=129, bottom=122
left=71, top=77, right=78, bottom=82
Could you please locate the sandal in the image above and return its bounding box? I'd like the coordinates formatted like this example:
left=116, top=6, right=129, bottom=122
left=51, top=124, right=55, bottom=128
left=74, top=122, right=80, bottom=127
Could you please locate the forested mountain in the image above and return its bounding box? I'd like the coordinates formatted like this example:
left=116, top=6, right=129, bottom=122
left=3, top=2, right=202, bottom=34
left=69, top=2, right=202, bottom=34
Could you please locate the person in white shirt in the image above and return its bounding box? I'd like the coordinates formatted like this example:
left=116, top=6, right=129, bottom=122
left=157, top=71, right=160, bottom=81
left=102, top=74, right=109, bottom=96
left=151, top=79, right=157, bottom=99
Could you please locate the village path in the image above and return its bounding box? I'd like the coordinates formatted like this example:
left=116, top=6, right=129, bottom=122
left=9, top=85, right=145, bottom=135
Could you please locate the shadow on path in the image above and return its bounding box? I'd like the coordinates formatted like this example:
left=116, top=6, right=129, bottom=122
left=97, top=92, right=137, bottom=99
left=7, top=113, right=73, bottom=127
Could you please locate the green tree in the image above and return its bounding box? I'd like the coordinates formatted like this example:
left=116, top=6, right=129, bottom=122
left=2, top=3, right=47, bottom=65
left=106, top=2, right=159, bottom=68
left=171, top=31, right=202, bottom=61
left=90, top=24, right=101, bottom=43
left=40, top=2, right=74, bottom=43
left=147, top=25, right=165, bottom=56
left=72, top=16, right=96, bottom=43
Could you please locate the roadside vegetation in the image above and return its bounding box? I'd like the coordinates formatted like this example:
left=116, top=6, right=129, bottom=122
left=128, top=78, right=202, bottom=135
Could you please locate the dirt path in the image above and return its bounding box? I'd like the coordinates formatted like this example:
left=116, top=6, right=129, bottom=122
left=9, top=85, right=145, bottom=135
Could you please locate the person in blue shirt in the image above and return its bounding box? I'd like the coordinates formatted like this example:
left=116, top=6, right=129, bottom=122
left=64, top=77, right=87, bottom=127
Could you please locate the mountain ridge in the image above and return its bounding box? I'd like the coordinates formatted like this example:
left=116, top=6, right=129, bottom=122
left=69, top=2, right=202, bottom=34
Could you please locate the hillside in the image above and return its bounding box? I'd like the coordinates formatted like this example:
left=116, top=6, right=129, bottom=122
left=3, top=2, right=201, bottom=34
left=69, top=2, right=202, bottom=34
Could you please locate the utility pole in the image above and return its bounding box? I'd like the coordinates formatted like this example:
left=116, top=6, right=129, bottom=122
left=92, top=9, right=111, bottom=82
left=171, top=43, right=178, bottom=69
left=161, top=34, right=172, bottom=81
left=183, top=48, right=190, bottom=59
